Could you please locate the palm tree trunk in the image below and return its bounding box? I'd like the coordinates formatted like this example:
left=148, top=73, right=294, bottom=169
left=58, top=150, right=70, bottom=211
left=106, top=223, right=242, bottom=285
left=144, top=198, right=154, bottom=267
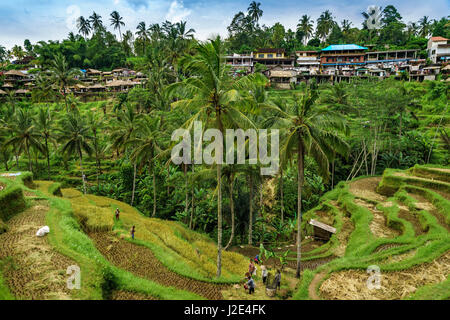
left=25, top=140, right=32, bottom=173
left=152, top=162, right=156, bottom=217
left=248, top=174, right=253, bottom=246
left=190, top=164, right=195, bottom=229
left=184, top=164, right=188, bottom=221
left=131, top=162, right=137, bottom=206
left=224, top=177, right=235, bottom=251
left=296, top=142, right=304, bottom=279
left=280, top=167, right=284, bottom=224
left=78, top=148, right=86, bottom=195
left=216, top=162, right=223, bottom=278
left=45, top=136, right=50, bottom=179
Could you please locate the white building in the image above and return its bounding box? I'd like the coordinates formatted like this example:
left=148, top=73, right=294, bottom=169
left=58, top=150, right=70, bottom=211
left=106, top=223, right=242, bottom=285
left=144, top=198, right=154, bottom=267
left=428, top=37, right=450, bottom=64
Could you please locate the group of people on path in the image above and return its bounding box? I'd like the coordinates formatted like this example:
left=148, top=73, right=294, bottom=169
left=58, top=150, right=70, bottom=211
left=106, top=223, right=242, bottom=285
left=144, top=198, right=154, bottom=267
left=244, top=256, right=281, bottom=295
left=114, top=208, right=135, bottom=240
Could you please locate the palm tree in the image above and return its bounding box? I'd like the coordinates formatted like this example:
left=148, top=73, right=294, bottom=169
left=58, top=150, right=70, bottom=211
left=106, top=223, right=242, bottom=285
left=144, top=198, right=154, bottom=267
left=4, top=109, right=44, bottom=173
left=136, top=21, right=149, bottom=54
left=77, top=16, right=91, bottom=39
left=111, top=105, right=141, bottom=205
left=34, top=107, right=54, bottom=179
left=86, top=111, right=105, bottom=186
left=297, top=15, right=314, bottom=45
left=266, top=88, right=349, bottom=278
left=110, top=11, right=125, bottom=41
left=128, top=115, right=164, bottom=216
left=176, top=21, right=195, bottom=40
left=247, top=1, right=263, bottom=23
left=168, top=36, right=262, bottom=278
left=58, top=112, right=93, bottom=194
left=48, top=53, right=80, bottom=111
left=89, top=12, right=103, bottom=31
left=316, top=10, right=335, bottom=43
left=418, top=16, right=433, bottom=38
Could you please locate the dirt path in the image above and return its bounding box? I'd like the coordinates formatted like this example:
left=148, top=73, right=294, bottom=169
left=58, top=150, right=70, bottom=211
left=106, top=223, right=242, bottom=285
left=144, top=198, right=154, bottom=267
left=349, top=177, right=386, bottom=202
left=308, top=271, right=327, bottom=300
left=89, top=232, right=228, bottom=300
left=0, top=201, right=75, bottom=300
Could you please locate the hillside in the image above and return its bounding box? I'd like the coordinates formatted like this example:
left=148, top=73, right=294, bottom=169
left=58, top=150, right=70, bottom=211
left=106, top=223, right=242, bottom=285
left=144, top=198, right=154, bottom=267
left=1, top=164, right=449, bottom=300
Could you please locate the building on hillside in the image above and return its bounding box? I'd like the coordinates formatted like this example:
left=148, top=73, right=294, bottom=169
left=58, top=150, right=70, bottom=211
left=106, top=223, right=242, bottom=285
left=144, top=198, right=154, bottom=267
left=254, top=48, right=294, bottom=68
left=320, top=44, right=368, bottom=75
left=264, top=66, right=297, bottom=89
left=3, top=69, right=28, bottom=82
left=428, top=37, right=450, bottom=64
left=365, top=49, right=418, bottom=76
left=295, top=51, right=320, bottom=75
left=225, top=53, right=254, bottom=73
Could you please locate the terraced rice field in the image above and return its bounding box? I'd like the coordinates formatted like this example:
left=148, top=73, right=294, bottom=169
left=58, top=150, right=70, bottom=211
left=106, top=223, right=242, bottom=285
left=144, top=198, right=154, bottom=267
left=295, top=165, right=450, bottom=300
left=89, top=232, right=227, bottom=300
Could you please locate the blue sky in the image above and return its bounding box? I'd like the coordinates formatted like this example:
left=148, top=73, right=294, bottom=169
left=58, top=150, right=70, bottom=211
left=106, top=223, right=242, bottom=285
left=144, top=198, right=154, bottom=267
left=0, top=0, right=449, bottom=49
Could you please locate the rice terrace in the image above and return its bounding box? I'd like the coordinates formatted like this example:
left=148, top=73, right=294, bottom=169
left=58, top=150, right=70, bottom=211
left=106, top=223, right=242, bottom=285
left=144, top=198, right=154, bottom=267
left=0, top=0, right=449, bottom=308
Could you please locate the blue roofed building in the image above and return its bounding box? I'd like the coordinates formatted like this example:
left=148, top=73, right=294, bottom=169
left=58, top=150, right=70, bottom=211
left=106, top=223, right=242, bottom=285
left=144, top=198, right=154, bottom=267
left=320, top=44, right=368, bottom=75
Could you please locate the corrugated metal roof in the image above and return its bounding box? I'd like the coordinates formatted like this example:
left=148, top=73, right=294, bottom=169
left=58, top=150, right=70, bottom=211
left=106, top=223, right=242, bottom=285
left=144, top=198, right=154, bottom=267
left=322, top=44, right=368, bottom=51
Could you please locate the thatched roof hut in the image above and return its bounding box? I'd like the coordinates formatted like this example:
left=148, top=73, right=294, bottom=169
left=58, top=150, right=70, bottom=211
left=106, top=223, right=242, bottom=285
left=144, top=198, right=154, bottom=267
left=4, top=70, right=27, bottom=77
left=0, top=89, right=7, bottom=95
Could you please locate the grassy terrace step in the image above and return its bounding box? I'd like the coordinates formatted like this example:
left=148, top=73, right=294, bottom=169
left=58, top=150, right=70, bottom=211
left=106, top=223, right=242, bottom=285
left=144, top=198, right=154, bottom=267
left=377, top=168, right=450, bottom=197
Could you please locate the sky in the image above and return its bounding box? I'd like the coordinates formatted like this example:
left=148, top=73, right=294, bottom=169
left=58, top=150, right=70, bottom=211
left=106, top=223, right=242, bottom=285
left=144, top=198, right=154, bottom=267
left=0, top=0, right=449, bottom=49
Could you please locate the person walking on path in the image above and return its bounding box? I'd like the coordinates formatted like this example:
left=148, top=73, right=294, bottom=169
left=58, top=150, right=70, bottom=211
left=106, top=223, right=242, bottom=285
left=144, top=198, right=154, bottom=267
left=131, top=226, right=135, bottom=240
left=274, top=269, right=281, bottom=290
left=115, top=208, right=120, bottom=221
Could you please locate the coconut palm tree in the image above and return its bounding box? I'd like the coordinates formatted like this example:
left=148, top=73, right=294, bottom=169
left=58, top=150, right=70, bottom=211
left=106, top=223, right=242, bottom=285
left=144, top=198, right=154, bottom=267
left=168, top=36, right=263, bottom=278
left=266, top=88, right=349, bottom=278
left=89, top=12, right=103, bottom=31
left=77, top=16, right=91, bottom=39
left=58, top=112, right=93, bottom=194
left=34, top=107, right=54, bottom=179
left=128, top=115, right=164, bottom=216
left=110, top=11, right=125, bottom=41
left=247, top=1, right=263, bottom=23
left=48, top=53, right=80, bottom=112
left=86, top=111, right=105, bottom=186
left=297, top=15, right=314, bottom=45
left=419, top=16, right=433, bottom=38
left=316, top=10, right=335, bottom=43
left=176, top=21, right=195, bottom=40
left=4, top=109, right=44, bottom=173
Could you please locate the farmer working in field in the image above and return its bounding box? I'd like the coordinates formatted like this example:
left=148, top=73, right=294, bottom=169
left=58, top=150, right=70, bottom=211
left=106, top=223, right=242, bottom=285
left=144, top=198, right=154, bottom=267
left=131, top=226, right=135, bottom=240
left=246, top=275, right=255, bottom=294
left=115, top=208, right=120, bottom=220
left=274, top=269, right=281, bottom=290
left=248, top=259, right=256, bottom=276
left=261, top=265, right=268, bottom=285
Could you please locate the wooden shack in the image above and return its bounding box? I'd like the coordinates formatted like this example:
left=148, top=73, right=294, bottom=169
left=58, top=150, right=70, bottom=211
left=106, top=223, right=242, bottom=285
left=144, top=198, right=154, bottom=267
left=309, top=219, right=336, bottom=241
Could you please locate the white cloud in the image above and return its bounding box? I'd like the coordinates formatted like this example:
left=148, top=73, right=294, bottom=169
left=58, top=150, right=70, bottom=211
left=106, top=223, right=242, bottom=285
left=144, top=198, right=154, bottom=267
left=165, top=0, right=192, bottom=23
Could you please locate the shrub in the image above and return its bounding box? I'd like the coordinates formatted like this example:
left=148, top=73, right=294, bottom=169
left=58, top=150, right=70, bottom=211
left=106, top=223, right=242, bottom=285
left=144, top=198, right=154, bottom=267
left=0, top=186, right=27, bottom=221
